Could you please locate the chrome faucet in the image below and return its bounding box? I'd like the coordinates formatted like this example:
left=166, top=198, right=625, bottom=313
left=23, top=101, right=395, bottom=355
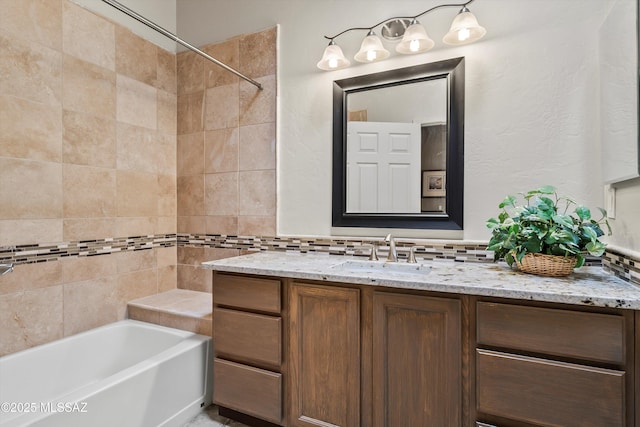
left=0, top=263, right=14, bottom=276
left=384, top=234, right=397, bottom=262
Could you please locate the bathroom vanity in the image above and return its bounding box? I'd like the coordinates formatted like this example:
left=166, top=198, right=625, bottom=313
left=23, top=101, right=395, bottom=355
left=203, top=252, right=640, bottom=427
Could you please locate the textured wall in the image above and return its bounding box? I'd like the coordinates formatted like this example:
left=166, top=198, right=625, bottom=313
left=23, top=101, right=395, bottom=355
left=0, top=0, right=177, bottom=356
left=177, top=0, right=639, bottom=246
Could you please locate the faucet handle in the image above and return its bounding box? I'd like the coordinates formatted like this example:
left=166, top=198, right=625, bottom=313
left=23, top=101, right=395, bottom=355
left=407, top=246, right=425, bottom=264
left=367, top=244, right=379, bottom=261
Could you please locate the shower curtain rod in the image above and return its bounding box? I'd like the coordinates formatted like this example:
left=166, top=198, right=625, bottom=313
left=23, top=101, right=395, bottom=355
left=100, top=0, right=263, bottom=90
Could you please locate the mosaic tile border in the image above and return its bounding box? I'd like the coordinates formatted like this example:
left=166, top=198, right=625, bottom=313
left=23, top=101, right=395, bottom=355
left=177, top=234, right=496, bottom=263
left=603, top=249, right=640, bottom=286
left=0, top=234, right=176, bottom=265
left=3, top=233, right=635, bottom=285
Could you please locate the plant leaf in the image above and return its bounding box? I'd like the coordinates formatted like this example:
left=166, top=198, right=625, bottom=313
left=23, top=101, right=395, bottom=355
left=552, top=214, right=574, bottom=228
left=538, top=185, right=556, bottom=194
left=499, top=195, right=516, bottom=209
left=575, top=205, right=591, bottom=221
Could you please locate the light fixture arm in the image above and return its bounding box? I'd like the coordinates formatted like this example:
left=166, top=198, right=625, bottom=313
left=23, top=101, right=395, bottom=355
left=323, top=0, right=476, bottom=42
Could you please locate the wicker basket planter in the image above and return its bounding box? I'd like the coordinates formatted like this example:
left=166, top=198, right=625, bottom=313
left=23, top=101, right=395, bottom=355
left=514, top=253, right=577, bottom=277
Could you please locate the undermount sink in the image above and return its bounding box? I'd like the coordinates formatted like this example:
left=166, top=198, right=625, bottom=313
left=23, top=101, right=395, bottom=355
left=330, top=259, right=431, bottom=274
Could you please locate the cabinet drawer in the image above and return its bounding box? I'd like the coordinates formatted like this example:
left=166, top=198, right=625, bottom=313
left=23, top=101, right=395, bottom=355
left=214, top=358, right=282, bottom=424
left=214, top=307, right=281, bottom=367
left=214, top=273, right=281, bottom=314
left=477, top=302, right=625, bottom=364
left=476, top=349, right=625, bottom=427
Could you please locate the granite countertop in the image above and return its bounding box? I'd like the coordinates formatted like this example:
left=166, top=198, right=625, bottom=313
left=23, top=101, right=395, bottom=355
left=202, top=251, right=640, bottom=310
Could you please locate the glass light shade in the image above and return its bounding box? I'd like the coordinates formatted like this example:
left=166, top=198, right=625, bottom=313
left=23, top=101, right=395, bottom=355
left=317, top=42, right=351, bottom=70
left=443, top=8, right=487, bottom=45
left=395, top=21, right=435, bottom=54
left=354, top=31, right=390, bottom=63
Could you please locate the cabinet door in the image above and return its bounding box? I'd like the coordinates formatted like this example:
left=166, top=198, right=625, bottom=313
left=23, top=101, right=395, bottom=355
left=288, top=282, right=360, bottom=427
left=373, top=292, right=461, bottom=427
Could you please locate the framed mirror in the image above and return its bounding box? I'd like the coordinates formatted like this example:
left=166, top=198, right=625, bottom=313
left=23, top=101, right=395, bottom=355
left=332, top=57, right=465, bottom=230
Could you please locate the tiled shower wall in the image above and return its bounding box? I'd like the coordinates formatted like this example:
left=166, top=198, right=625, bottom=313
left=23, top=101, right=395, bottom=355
left=0, top=0, right=178, bottom=356
left=175, top=27, right=277, bottom=292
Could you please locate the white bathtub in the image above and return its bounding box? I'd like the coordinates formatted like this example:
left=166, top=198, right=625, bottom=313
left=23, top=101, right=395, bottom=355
left=0, top=320, right=212, bottom=427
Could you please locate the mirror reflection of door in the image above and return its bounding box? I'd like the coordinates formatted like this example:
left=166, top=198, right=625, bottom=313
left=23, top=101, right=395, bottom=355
left=347, top=121, right=421, bottom=213
left=345, top=78, right=447, bottom=214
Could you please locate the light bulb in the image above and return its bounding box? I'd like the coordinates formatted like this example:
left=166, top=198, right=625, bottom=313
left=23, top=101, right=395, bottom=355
left=367, top=50, right=377, bottom=61
left=443, top=7, right=487, bottom=46
left=409, top=39, right=420, bottom=52
left=328, top=58, right=338, bottom=69
left=458, top=27, right=470, bottom=42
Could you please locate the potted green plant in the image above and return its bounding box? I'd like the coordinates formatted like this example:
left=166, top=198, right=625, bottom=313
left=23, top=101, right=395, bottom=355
left=486, top=185, right=611, bottom=276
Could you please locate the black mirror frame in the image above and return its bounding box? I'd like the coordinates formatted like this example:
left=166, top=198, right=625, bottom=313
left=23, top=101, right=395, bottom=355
left=332, top=57, right=465, bottom=230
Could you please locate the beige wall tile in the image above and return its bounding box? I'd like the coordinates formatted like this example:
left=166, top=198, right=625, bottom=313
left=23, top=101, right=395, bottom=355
left=115, top=217, right=157, bottom=237
left=0, top=158, right=62, bottom=219
left=63, top=218, right=116, bottom=242
left=116, top=122, right=157, bottom=174
left=204, top=247, right=241, bottom=261
left=239, top=122, right=276, bottom=171
left=203, top=38, right=239, bottom=88
left=177, top=50, right=203, bottom=95
left=177, top=91, right=204, bottom=135
left=62, top=1, right=114, bottom=70
left=205, top=172, right=238, bottom=216
left=0, top=33, right=61, bottom=106
left=157, top=246, right=177, bottom=268
left=177, top=132, right=205, bottom=176
left=206, top=216, right=238, bottom=235
left=239, top=170, right=276, bottom=216
left=115, top=26, right=157, bottom=86
left=63, top=109, right=116, bottom=168
left=0, top=261, right=63, bottom=296
left=239, top=74, right=276, bottom=126
left=205, top=128, right=239, bottom=173
left=117, top=269, right=157, bottom=319
left=116, top=74, right=157, bottom=130
left=157, top=90, right=177, bottom=134
left=1, top=95, right=62, bottom=162
left=158, top=265, right=177, bottom=292
left=0, top=219, right=63, bottom=246
left=156, top=48, right=176, bottom=94
left=1, top=0, right=62, bottom=50
left=116, top=170, right=158, bottom=217
left=157, top=216, right=176, bottom=234
left=0, top=286, right=64, bottom=356
left=177, top=175, right=204, bottom=216
left=205, top=83, right=239, bottom=130
left=239, top=27, right=277, bottom=78
left=63, top=54, right=115, bottom=118
left=178, top=246, right=206, bottom=266
left=177, top=264, right=211, bottom=293
left=158, top=174, right=177, bottom=217
left=238, top=216, right=276, bottom=237
left=63, top=277, right=118, bottom=336
left=115, top=249, right=155, bottom=274
left=63, top=163, right=116, bottom=218
left=61, top=255, right=117, bottom=284
left=156, top=131, right=176, bottom=176
left=178, top=216, right=206, bottom=234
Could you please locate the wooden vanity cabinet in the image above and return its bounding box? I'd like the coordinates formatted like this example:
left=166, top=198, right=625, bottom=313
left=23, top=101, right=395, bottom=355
left=288, top=282, right=361, bottom=427
left=286, top=283, right=463, bottom=427
left=212, top=273, right=284, bottom=425
left=475, top=300, right=634, bottom=427
left=372, top=292, right=462, bottom=427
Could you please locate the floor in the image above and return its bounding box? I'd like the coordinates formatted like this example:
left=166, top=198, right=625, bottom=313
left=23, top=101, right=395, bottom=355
left=181, top=405, right=250, bottom=427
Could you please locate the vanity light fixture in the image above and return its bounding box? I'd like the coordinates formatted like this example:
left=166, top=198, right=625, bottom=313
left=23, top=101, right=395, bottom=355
left=317, top=0, right=486, bottom=71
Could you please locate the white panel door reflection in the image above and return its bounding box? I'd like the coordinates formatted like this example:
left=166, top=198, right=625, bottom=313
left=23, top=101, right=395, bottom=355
left=346, top=122, right=421, bottom=213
